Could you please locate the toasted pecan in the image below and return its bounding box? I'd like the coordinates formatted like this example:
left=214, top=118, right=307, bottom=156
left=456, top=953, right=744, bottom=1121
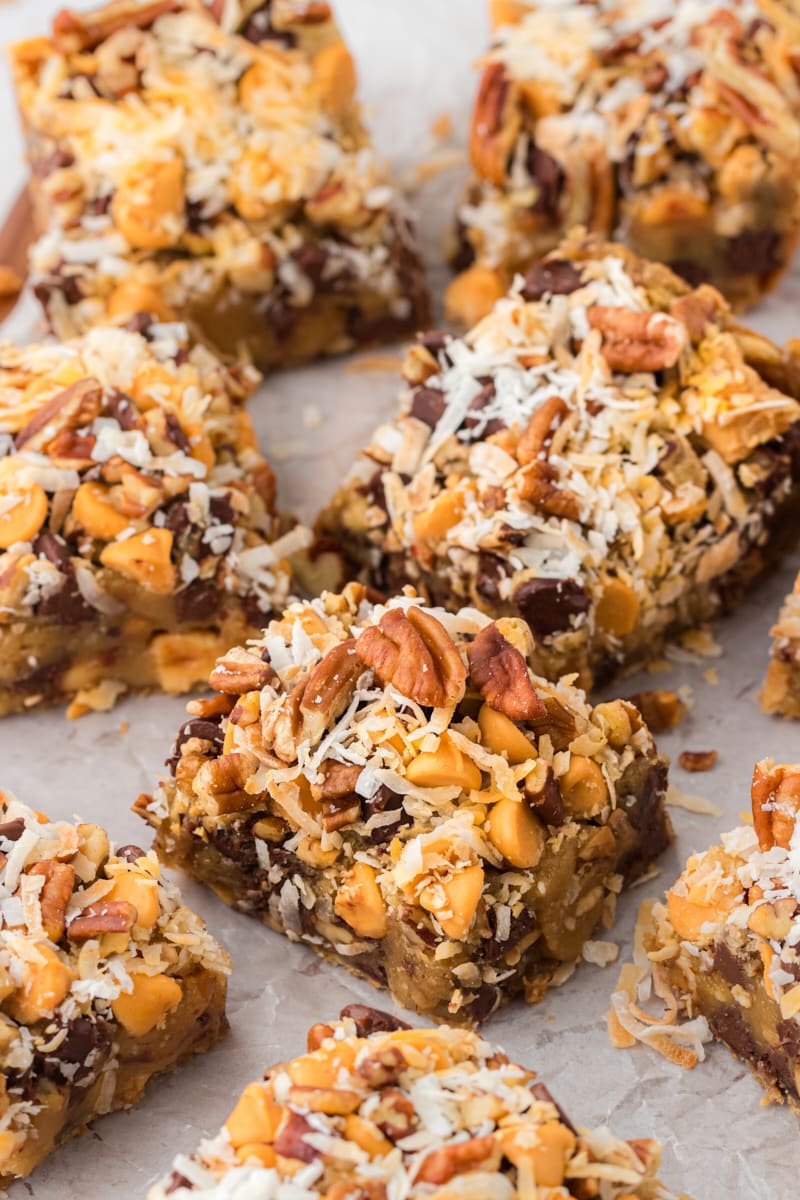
left=26, top=861, right=75, bottom=942
left=751, top=759, right=800, bottom=851
left=67, top=899, right=138, bottom=940
left=587, top=307, right=688, bottom=372
left=467, top=622, right=547, bottom=722
left=356, top=607, right=466, bottom=708
left=209, top=648, right=277, bottom=695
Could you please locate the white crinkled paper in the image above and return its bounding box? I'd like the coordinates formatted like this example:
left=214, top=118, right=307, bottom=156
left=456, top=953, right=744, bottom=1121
left=1, top=0, right=800, bottom=1195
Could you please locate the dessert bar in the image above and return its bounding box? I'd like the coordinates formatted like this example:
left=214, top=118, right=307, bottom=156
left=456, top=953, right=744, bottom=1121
left=319, top=235, right=800, bottom=692
left=0, top=788, right=229, bottom=1182
left=0, top=319, right=305, bottom=716
left=12, top=0, right=429, bottom=370
left=449, top=0, right=800, bottom=325
left=761, top=571, right=800, bottom=718
left=138, top=584, right=672, bottom=1024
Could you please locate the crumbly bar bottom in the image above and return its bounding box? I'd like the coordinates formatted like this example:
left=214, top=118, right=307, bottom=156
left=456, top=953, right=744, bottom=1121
left=328, top=487, right=800, bottom=692
left=0, top=604, right=259, bottom=717
left=664, top=939, right=800, bottom=1115
left=142, top=763, right=671, bottom=1025
left=0, top=965, right=227, bottom=1183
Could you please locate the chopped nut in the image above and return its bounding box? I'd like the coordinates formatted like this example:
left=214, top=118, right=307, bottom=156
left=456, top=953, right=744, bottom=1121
left=67, top=900, right=138, bottom=940
left=678, top=750, right=718, bottom=773
left=587, top=307, right=688, bottom=372
left=467, top=622, right=546, bottom=722
left=356, top=607, right=466, bottom=708
left=25, top=861, right=75, bottom=942
left=417, top=1135, right=500, bottom=1184
left=751, top=759, right=800, bottom=851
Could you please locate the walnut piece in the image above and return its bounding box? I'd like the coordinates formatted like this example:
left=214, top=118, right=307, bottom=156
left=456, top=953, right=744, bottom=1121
left=466, top=622, right=547, bottom=722
left=356, top=607, right=467, bottom=708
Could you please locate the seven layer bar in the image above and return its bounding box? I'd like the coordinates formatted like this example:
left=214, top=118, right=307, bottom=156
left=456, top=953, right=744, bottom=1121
left=0, top=318, right=306, bottom=716
left=0, top=788, right=229, bottom=1183
left=319, top=235, right=800, bottom=692
left=137, top=584, right=672, bottom=1025
left=612, top=761, right=800, bottom=1111
left=448, top=0, right=800, bottom=326
left=148, top=1005, right=676, bottom=1199
left=761, top=570, right=800, bottom=718
left=11, top=0, right=429, bottom=370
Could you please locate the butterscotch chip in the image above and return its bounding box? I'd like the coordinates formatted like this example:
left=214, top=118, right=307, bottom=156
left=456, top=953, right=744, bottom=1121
left=11, top=0, right=428, bottom=370
left=317, top=235, right=800, bottom=693
left=0, top=787, right=229, bottom=1184
left=615, top=758, right=800, bottom=1115
left=147, top=1006, right=673, bottom=1199
left=138, top=587, right=672, bottom=1025
left=451, top=0, right=800, bottom=314
left=0, top=325, right=308, bottom=717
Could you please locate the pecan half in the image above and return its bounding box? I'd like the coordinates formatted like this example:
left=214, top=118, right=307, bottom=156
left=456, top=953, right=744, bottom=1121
left=467, top=623, right=547, bottom=722
left=470, top=62, right=521, bottom=185
left=356, top=607, right=467, bottom=708
left=67, top=900, right=138, bottom=940
left=299, top=640, right=364, bottom=744
left=209, top=648, right=276, bottom=695
left=417, top=1135, right=499, bottom=1185
left=752, top=759, right=800, bottom=851
left=587, top=307, right=688, bottom=372
left=53, top=0, right=179, bottom=51
left=516, top=396, right=570, bottom=466
left=518, top=460, right=581, bottom=521
left=14, top=378, right=103, bottom=451
left=192, top=751, right=262, bottom=815
left=26, top=861, right=75, bottom=942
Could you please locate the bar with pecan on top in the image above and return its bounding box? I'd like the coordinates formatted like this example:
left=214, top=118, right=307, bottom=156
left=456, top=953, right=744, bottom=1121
left=11, top=0, right=429, bottom=370
left=0, top=787, right=229, bottom=1183
left=137, top=584, right=672, bottom=1024
left=0, top=319, right=307, bottom=717
left=148, top=1003, right=678, bottom=1199
left=318, top=234, right=800, bottom=693
left=761, top=570, right=800, bottom=718
left=611, top=761, right=800, bottom=1111
left=448, top=0, right=800, bottom=326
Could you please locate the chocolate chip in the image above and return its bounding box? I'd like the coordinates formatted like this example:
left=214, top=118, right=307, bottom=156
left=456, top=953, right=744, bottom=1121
left=339, top=1004, right=410, bottom=1037
left=116, top=845, right=146, bottom=863
left=726, top=231, right=782, bottom=275
left=712, top=941, right=748, bottom=988
left=530, top=1082, right=577, bottom=1135
left=291, top=243, right=330, bottom=287
left=514, top=577, right=589, bottom=638
left=521, top=259, right=583, bottom=302
left=465, top=982, right=502, bottom=1023
left=36, top=1016, right=112, bottom=1086
left=165, top=1173, right=194, bottom=1195
left=32, top=532, right=92, bottom=625
left=419, top=330, right=452, bottom=359
left=451, top=221, right=476, bottom=272
left=164, top=412, right=191, bottom=454
left=209, top=494, right=235, bottom=526
left=166, top=717, right=225, bottom=773
left=105, top=389, right=138, bottom=431
left=273, top=1110, right=319, bottom=1162
left=524, top=770, right=565, bottom=827
left=0, top=818, right=26, bottom=842
left=475, top=552, right=511, bottom=607
left=409, top=386, right=446, bottom=428
left=669, top=259, right=711, bottom=288
left=465, top=381, right=503, bottom=437
left=363, top=784, right=409, bottom=844
left=11, top=659, right=65, bottom=696
left=175, top=579, right=219, bottom=624
left=710, top=1004, right=757, bottom=1062
left=526, top=145, right=564, bottom=220
left=482, top=906, right=537, bottom=963
left=34, top=268, right=82, bottom=309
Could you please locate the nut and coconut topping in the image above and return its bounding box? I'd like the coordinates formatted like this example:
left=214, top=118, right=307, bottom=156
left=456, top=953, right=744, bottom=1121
left=452, top=0, right=800, bottom=314
left=320, top=234, right=800, bottom=690
left=140, top=583, right=672, bottom=1021
left=0, top=323, right=304, bottom=626
left=0, top=787, right=229, bottom=1174
left=148, top=1005, right=673, bottom=1199
left=12, top=0, right=428, bottom=362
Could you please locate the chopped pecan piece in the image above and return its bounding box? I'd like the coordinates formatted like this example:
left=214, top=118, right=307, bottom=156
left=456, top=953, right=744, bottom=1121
left=192, top=751, right=262, bottom=816
left=678, top=749, right=718, bottom=772
left=416, top=1135, right=499, bottom=1184
left=209, top=649, right=276, bottom=696
left=356, top=607, right=466, bottom=708
left=587, top=307, right=688, bottom=372
left=53, top=0, right=179, bottom=51
left=467, top=623, right=547, bottom=722
left=516, top=396, right=569, bottom=466
left=67, top=900, right=138, bottom=940
left=14, top=378, right=103, bottom=451
left=518, top=460, right=581, bottom=520
left=26, top=861, right=75, bottom=942
left=299, top=639, right=364, bottom=743
left=470, top=62, right=521, bottom=185
left=273, top=1110, right=319, bottom=1163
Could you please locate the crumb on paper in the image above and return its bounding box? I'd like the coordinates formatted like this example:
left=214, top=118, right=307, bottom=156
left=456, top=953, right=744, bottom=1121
left=629, top=864, right=661, bottom=888
left=678, top=749, right=718, bottom=773
left=118, top=720, right=129, bottom=735
left=430, top=111, right=453, bottom=142
left=411, top=148, right=467, bottom=187
left=645, top=658, right=671, bottom=674
left=739, top=809, right=754, bottom=825
left=665, top=783, right=722, bottom=817
left=677, top=683, right=694, bottom=709
left=268, top=437, right=308, bottom=462
left=302, top=404, right=322, bottom=431
left=345, top=353, right=404, bottom=374
left=66, top=679, right=127, bottom=720
left=668, top=625, right=722, bottom=663
left=0, top=266, right=22, bottom=297
left=583, top=940, right=619, bottom=967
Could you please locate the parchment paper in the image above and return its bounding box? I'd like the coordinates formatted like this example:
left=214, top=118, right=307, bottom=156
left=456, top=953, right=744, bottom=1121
left=0, top=2, right=799, bottom=1194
